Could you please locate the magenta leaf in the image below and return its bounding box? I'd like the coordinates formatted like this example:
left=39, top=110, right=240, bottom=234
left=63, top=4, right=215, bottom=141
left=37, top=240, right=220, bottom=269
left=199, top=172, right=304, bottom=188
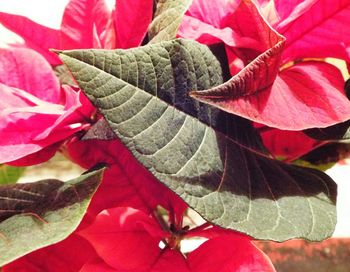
left=0, top=47, right=60, bottom=103
left=0, top=84, right=94, bottom=164
left=0, top=12, right=61, bottom=65
left=60, top=0, right=112, bottom=49
left=276, top=0, right=350, bottom=62
left=178, top=0, right=284, bottom=76
left=260, top=0, right=315, bottom=28
left=114, top=0, right=153, bottom=48
left=178, top=0, right=264, bottom=51
left=0, top=46, right=94, bottom=165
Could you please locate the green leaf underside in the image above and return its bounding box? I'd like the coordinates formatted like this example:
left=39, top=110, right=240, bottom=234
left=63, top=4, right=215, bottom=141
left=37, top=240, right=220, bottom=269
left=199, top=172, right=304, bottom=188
left=0, top=169, right=104, bottom=265
left=59, top=39, right=336, bottom=242
left=148, top=0, right=192, bottom=43
left=0, top=165, right=25, bottom=185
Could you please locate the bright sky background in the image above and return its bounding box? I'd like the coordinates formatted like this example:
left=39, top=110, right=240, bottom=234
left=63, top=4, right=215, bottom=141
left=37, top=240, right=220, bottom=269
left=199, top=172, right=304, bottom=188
left=0, top=0, right=350, bottom=237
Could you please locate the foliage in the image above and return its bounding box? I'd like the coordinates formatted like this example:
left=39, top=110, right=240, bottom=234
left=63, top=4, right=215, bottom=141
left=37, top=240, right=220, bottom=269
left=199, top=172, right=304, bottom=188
left=0, top=0, right=349, bottom=271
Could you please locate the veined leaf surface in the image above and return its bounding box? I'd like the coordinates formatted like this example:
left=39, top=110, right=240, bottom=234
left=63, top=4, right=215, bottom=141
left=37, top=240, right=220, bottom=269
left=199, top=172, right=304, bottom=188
left=59, top=39, right=337, bottom=241
left=0, top=168, right=104, bottom=265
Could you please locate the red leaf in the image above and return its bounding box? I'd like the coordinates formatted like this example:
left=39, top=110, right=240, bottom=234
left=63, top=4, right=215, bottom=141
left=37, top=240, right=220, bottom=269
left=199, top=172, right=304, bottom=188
left=0, top=48, right=60, bottom=103
left=178, top=0, right=259, bottom=49
left=66, top=139, right=188, bottom=222
left=258, top=127, right=321, bottom=160
left=192, top=61, right=350, bottom=130
left=178, top=0, right=284, bottom=75
left=80, top=258, right=117, bottom=272
left=259, top=0, right=313, bottom=28
left=114, top=0, right=153, bottom=48
left=3, top=234, right=97, bottom=272
left=78, top=207, right=166, bottom=271
left=7, top=142, right=61, bottom=167
left=0, top=84, right=94, bottom=164
left=275, top=0, right=350, bottom=62
left=188, top=235, right=275, bottom=272
left=60, top=0, right=112, bottom=49
left=151, top=249, right=190, bottom=272
left=0, top=12, right=61, bottom=65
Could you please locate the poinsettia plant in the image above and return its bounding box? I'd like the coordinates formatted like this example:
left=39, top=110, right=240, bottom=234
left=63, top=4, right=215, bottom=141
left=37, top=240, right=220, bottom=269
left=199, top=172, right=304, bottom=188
left=0, top=0, right=349, bottom=271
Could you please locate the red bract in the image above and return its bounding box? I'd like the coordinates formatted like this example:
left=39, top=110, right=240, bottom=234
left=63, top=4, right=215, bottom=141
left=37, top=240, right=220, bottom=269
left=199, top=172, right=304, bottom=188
left=0, top=47, right=95, bottom=165
left=3, top=234, right=97, bottom=272
left=0, top=12, right=61, bottom=65
left=3, top=136, right=275, bottom=271
left=179, top=0, right=350, bottom=130
left=65, top=138, right=188, bottom=222
left=114, top=0, right=153, bottom=49
left=258, top=128, right=321, bottom=161
left=79, top=207, right=275, bottom=272
left=69, top=138, right=275, bottom=272
left=0, top=0, right=154, bottom=64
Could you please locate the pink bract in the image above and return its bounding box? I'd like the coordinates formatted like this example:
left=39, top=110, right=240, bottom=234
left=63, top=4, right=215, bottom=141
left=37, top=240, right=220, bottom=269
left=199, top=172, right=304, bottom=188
left=0, top=47, right=94, bottom=165
left=179, top=0, right=350, bottom=130
left=0, top=0, right=154, bottom=64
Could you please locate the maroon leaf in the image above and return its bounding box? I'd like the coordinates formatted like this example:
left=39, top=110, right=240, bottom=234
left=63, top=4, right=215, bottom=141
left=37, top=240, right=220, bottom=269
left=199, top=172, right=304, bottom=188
left=192, top=61, right=350, bottom=130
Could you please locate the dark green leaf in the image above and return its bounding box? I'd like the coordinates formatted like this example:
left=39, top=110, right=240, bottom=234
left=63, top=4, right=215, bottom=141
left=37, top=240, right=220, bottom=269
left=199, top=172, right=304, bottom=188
left=148, top=0, right=192, bottom=43
left=59, top=39, right=337, bottom=241
left=297, top=143, right=350, bottom=171
left=304, top=120, right=350, bottom=143
left=0, top=168, right=104, bottom=266
left=345, top=78, right=350, bottom=100
left=0, top=165, right=25, bottom=185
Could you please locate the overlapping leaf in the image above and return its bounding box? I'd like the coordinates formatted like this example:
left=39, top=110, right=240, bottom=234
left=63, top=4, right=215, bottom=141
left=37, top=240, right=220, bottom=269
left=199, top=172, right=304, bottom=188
left=0, top=165, right=25, bottom=185
left=181, top=0, right=350, bottom=130
left=149, top=0, right=192, bottom=43
left=114, top=0, right=153, bottom=48
left=59, top=39, right=337, bottom=241
left=304, top=120, right=350, bottom=143
left=0, top=168, right=104, bottom=266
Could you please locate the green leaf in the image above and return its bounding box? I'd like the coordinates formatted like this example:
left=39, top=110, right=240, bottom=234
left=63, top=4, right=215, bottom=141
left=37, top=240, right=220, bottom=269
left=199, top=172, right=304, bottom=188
left=54, top=64, right=77, bottom=87
left=0, top=165, right=25, bottom=185
left=148, top=0, right=192, bottom=43
left=58, top=39, right=337, bottom=242
left=0, top=168, right=104, bottom=266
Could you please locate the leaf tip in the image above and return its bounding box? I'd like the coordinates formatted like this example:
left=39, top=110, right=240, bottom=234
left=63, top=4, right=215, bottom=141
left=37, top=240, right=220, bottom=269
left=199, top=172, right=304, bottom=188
left=49, top=48, right=62, bottom=55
